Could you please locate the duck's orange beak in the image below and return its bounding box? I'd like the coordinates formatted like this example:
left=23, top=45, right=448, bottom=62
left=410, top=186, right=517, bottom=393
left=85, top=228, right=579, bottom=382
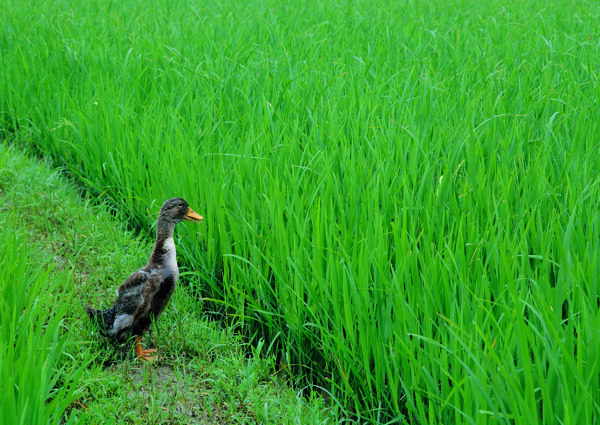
left=185, top=207, right=204, bottom=222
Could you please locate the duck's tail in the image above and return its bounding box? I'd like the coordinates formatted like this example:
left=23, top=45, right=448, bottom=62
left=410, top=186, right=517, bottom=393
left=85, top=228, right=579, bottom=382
left=86, top=305, right=110, bottom=336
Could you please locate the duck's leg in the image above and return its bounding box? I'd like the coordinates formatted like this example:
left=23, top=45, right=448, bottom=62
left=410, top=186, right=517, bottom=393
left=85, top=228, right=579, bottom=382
left=135, top=336, right=158, bottom=361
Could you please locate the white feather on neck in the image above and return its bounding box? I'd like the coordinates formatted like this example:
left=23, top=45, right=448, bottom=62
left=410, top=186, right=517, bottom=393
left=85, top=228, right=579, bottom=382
left=162, top=237, right=179, bottom=280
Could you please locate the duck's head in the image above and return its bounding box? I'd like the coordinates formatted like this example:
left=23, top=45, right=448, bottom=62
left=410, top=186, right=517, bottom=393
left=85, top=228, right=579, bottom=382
left=159, top=198, right=204, bottom=224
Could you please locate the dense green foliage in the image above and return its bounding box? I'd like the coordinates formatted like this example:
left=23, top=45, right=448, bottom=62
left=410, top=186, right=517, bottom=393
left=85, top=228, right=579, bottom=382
left=2, top=0, right=600, bottom=422
left=0, top=206, right=86, bottom=424
left=0, top=143, right=332, bottom=424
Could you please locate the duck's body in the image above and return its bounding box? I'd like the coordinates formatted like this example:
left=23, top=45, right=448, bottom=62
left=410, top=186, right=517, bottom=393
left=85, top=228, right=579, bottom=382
left=87, top=236, right=179, bottom=344
left=86, top=198, right=203, bottom=360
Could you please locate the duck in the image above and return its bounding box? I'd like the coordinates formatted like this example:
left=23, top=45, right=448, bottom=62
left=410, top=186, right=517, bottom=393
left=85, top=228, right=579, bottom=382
left=86, top=197, right=203, bottom=361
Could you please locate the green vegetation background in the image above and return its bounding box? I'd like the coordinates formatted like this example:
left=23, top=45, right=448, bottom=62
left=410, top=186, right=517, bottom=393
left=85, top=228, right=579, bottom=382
left=1, top=0, right=600, bottom=423
left=0, top=144, right=333, bottom=424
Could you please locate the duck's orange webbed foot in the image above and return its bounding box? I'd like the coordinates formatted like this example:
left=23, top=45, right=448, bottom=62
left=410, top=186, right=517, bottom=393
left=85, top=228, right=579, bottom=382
left=135, top=336, right=158, bottom=362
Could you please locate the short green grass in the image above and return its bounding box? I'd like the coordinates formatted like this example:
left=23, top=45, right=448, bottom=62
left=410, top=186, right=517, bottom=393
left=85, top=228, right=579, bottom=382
left=0, top=143, right=334, bottom=424
left=2, top=0, right=600, bottom=423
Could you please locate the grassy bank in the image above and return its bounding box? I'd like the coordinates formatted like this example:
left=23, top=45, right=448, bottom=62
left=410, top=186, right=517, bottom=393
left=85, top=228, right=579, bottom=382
left=0, top=143, right=333, bottom=424
left=2, top=0, right=600, bottom=422
left=0, top=192, right=87, bottom=424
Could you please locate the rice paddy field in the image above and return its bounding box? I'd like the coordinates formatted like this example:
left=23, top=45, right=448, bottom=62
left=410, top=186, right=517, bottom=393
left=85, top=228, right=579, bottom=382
left=2, top=0, right=600, bottom=423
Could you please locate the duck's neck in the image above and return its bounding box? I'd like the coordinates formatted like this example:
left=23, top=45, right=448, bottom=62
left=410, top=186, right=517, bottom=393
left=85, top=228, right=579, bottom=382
left=156, top=217, right=176, bottom=242
left=148, top=218, right=178, bottom=274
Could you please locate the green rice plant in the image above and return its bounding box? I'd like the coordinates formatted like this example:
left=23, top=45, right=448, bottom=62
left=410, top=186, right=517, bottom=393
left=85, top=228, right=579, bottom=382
left=0, top=216, right=88, bottom=424
left=1, top=0, right=600, bottom=422
left=0, top=141, right=334, bottom=424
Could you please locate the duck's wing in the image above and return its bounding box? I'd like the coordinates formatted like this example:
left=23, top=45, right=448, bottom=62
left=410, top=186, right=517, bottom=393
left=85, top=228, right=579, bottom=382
left=107, top=270, right=151, bottom=341
left=117, top=270, right=150, bottom=297
left=129, top=272, right=171, bottom=337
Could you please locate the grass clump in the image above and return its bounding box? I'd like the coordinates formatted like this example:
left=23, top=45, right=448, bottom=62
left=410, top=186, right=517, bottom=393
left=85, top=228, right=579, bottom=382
left=0, top=225, right=82, bottom=424
left=0, top=184, right=88, bottom=423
